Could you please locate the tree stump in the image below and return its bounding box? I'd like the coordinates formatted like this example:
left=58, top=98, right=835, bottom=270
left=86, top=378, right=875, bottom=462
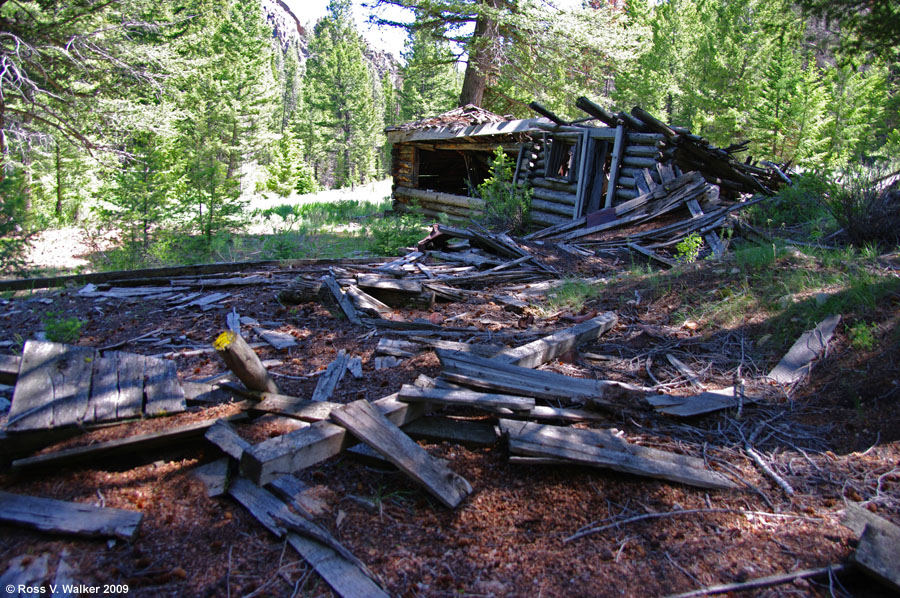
left=214, top=331, right=280, bottom=394
left=278, top=277, right=323, bottom=305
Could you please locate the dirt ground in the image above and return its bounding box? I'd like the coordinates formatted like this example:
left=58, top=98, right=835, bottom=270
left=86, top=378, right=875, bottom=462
left=0, top=235, right=898, bottom=598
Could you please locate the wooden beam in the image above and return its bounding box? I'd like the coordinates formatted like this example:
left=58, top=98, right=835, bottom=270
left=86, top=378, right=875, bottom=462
left=214, top=331, right=280, bottom=394
left=330, top=400, right=472, bottom=508
left=604, top=124, right=625, bottom=209
left=0, top=490, right=142, bottom=540
left=493, top=312, right=617, bottom=368
left=311, top=350, right=349, bottom=402
left=397, top=384, right=535, bottom=412
left=240, top=395, right=427, bottom=486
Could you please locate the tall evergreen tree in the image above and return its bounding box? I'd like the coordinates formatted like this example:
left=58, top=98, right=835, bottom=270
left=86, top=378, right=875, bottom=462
left=400, top=29, right=460, bottom=121
left=303, top=0, right=382, bottom=187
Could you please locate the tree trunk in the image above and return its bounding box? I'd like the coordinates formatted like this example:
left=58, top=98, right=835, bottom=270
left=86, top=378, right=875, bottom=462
left=458, top=0, right=501, bottom=107
left=55, top=141, right=64, bottom=218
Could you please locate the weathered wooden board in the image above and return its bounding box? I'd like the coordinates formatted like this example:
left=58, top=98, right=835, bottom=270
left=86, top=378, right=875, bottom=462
left=143, top=355, right=186, bottom=416
left=6, top=341, right=95, bottom=431
left=240, top=395, right=427, bottom=485
left=228, top=478, right=389, bottom=598
left=841, top=502, right=899, bottom=537
left=357, top=274, right=423, bottom=294
left=87, top=351, right=145, bottom=422
left=267, top=475, right=330, bottom=517
left=0, top=490, right=142, bottom=540
left=11, top=414, right=247, bottom=470
left=323, top=275, right=361, bottom=326
left=250, top=393, right=342, bottom=422
left=311, top=350, right=349, bottom=402
left=436, top=349, right=621, bottom=406
left=398, top=384, right=535, bottom=412
left=204, top=419, right=251, bottom=460
left=403, top=416, right=499, bottom=447
left=500, top=419, right=735, bottom=490
left=768, top=315, right=841, bottom=386
left=330, top=400, right=472, bottom=508
left=852, top=522, right=900, bottom=592
left=253, top=327, right=297, bottom=350
left=345, top=285, right=392, bottom=317
left=191, top=457, right=230, bottom=497
left=493, top=312, right=618, bottom=368
left=647, top=386, right=742, bottom=417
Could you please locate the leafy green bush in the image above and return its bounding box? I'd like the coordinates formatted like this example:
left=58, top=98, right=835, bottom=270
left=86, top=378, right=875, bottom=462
left=820, top=162, right=900, bottom=247
left=367, top=212, right=428, bottom=256
left=42, top=311, right=83, bottom=344
left=747, top=173, right=833, bottom=229
left=675, top=232, right=703, bottom=263
left=476, top=147, right=532, bottom=232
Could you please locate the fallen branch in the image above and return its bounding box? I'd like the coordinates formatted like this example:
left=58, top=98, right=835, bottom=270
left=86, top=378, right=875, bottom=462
left=745, top=445, right=794, bottom=496
left=660, top=564, right=846, bottom=598
left=564, top=508, right=820, bottom=543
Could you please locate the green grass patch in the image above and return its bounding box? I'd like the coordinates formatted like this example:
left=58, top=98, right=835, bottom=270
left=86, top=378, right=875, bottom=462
left=543, top=278, right=597, bottom=314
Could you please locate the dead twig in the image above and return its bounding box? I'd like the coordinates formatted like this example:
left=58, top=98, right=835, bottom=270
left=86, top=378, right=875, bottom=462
left=660, top=564, right=846, bottom=598
left=745, top=445, right=794, bottom=497
left=564, top=508, right=820, bottom=543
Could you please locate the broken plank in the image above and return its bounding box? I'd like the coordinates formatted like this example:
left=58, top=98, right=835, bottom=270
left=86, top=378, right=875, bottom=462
left=768, top=314, right=841, bottom=386
left=267, top=475, right=330, bottom=518
left=647, top=386, right=745, bottom=417
left=228, top=477, right=389, bottom=598
left=627, top=243, right=678, bottom=268
left=191, top=457, right=230, bottom=497
left=403, top=416, right=498, bottom=447
left=1, top=553, right=50, bottom=597
left=852, top=521, right=900, bottom=591
left=494, top=312, right=618, bottom=368
left=500, top=419, right=735, bottom=490
left=357, top=274, right=423, bottom=294
left=142, top=355, right=186, bottom=417
left=345, top=285, right=392, bottom=317
left=330, top=400, right=472, bottom=508
left=398, top=384, right=535, bottom=412
left=204, top=419, right=251, bottom=460
left=6, top=341, right=95, bottom=431
left=214, top=330, right=280, bottom=395
left=841, top=502, right=900, bottom=537
left=323, top=275, right=361, bottom=326
left=250, top=392, right=342, bottom=422
left=240, top=395, right=427, bottom=486
left=0, top=490, right=142, bottom=540
left=11, top=413, right=248, bottom=470
left=252, top=327, right=297, bottom=350
left=311, top=350, right=349, bottom=402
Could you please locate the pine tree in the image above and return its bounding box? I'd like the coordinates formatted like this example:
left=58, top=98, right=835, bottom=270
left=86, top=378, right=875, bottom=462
left=400, top=29, right=460, bottom=121
left=303, top=0, right=382, bottom=188
left=174, top=0, right=278, bottom=241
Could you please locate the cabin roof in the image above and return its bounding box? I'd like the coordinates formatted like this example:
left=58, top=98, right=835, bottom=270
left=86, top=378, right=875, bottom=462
left=386, top=105, right=544, bottom=144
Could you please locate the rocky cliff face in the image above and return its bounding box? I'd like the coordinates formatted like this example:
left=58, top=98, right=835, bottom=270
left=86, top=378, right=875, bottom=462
left=261, top=0, right=400, bottom=82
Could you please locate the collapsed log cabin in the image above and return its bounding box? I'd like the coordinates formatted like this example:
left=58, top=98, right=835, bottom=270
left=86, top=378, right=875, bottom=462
left=386, top=100, right=788, bottom=230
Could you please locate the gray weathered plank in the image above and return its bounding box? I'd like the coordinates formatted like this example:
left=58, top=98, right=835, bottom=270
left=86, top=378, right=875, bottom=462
left=191, top=457, right=230, bottom=497
left=500, top=419, right=735, bottom=490
left=240, top=395, right=427, bottom=485
left=357, top=274, right=423, bottom=294
left=228, top=477, right=389, bottom=598
left=0, top=490, right=142, bottom=540
left=0, top=353, right=20, bottom=384
left=267, top=475, right=330, bottom=518
left=323, top=275, right=361, bottom=326
left=311, top=350, right=349, bottom=402
left=397, top=384, right=535, bottom=412
left=768, top=314, right=841, bottom=385
left=87, top=351, right=145, bottom=422
left=142, top=355, right=186, bottom=416
left=493, top=312, right=618, bottom=368
left=647, top=386, right=742, bottom=417
left=7, top=341, right=95, bottom=431
left=852, top=522, right=900, bottom=592
left=12, top=413, right=247, bottom=470
left=330, top=400, right=472, bottom=508
left=403, top=416, right=499, bottom=447
left=1, top=553, right=50, bottom=598
left=253, top=327, right=298, bottom=350
left=204, top=419, right=251, bottom=460
left=250, top=392, right=342, bottom=422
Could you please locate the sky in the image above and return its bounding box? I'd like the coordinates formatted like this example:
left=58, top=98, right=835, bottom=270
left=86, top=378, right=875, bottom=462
left=283, top=0, right=583, bottom=60
left=283, top=0, right=413, bottom=58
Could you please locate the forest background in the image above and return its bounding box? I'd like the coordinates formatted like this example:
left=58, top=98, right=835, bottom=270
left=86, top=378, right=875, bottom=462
left=0, top=0, right=897, bottom=275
